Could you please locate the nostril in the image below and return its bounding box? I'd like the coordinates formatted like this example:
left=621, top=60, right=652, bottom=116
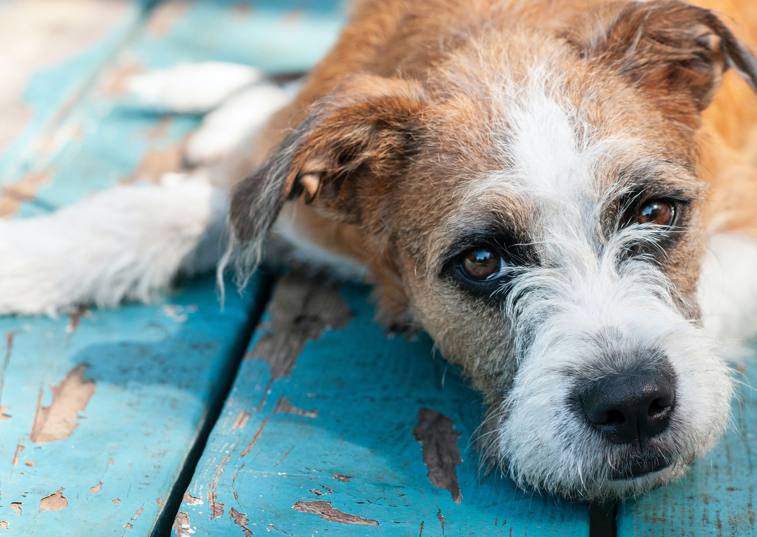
left=648, top=397, right=671, bottom=418
left=604, top=409, right=625, bottom=427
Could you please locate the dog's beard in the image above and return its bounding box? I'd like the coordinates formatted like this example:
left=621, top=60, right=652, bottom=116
left=481, top=236, right=733, bottom=500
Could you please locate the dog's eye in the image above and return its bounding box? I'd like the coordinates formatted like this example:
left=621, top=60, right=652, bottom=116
left=460, top=247, right=508, bottom=281
left=637, top=200, right=676, bottom=227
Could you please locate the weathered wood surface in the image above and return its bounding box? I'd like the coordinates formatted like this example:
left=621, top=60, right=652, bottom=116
left=0, top=275, right=266, bottom=535
left=617, top=358, right=757, bottom=536
left=175, top=274, right=591, bottom=536
left=0, top=0, right=345, bottom=534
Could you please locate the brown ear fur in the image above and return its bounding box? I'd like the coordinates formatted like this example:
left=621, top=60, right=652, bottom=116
left=566, top=0, right=757, bottom=128
left=230, top=76, right=427, bottom=243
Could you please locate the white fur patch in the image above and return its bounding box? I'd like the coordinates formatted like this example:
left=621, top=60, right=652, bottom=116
left=127, top=62, right=263, bottom=113
left=699, top=232, right=757, bottom=345
left=0, top=179, right=228, bottom=315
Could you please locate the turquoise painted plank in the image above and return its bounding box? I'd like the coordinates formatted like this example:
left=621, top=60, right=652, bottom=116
left=0, top=0, right=152, bottom=188
left=0, top=274, right=267, bottom=535
left=4, top=0, right=344, bottom=219
left=176, top=274, right=590, bottom=536
left=617, top=360, right=757, bottom=536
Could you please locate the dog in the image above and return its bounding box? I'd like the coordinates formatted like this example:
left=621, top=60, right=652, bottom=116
left=2, top=0, right=757, bottom=501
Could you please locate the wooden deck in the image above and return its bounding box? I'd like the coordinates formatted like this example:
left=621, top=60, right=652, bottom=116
left=0, top=1, right=755, bottom=536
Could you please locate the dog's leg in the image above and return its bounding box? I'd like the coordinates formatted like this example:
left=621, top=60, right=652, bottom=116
left=127, top=62, right=264, bottom=114
left=0, top=178, right=228, bottom=316
left=699, top=232, right=757, bottom=347
left=184, top=83, right=293, bottom=167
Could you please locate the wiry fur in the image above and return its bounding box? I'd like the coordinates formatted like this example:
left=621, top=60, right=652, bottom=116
left=2, top=0, right=757, bottom=501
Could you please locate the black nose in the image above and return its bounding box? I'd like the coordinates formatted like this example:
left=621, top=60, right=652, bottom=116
left=580, top=369, right=675, bottom=444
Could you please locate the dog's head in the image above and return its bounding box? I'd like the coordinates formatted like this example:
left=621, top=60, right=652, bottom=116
left=230, top=0, right=757, bottom=499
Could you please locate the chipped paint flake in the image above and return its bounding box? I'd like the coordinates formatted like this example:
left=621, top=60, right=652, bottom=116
left=9, top=503, right=21, bottom=515
left=333, top=474, right=351, bottom=482
left=413, top=409, right=463, bottom=504
left=231, top=410, right=251, bottom=430
left=292, top=501, right=379, bottom=526
left=112, top=498, right=121, bottom=504
left=0, top=522, right=7, bottom=530
left=30, top=364, right=96, bottom=444
left=90, top=482, right=102, bottom=494
left=11, top=440, right=24, bottom=465
left=66, top=306, right=89, bottom=333
left=0, top=406, right=10, bottom=423
left=124, top=523, right=133, bottom=530
left=39, top=489, right=68, bottom=511
left=173, top=512, right=192, bottom=537
left=274, top=396, right=318, bottom=418
left=229, top=508, right=253, bottom=537
left=183, top=494, right=202, bottom=506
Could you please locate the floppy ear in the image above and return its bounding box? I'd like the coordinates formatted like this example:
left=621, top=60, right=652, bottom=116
left=230, top=76, right=428, bottom=243
left=567, top=0, right=757, bottom=126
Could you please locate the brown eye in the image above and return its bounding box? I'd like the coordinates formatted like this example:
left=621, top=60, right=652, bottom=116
left=637, top=200, right=675, bottom=227
left=461, top=247, right=505, bottom=281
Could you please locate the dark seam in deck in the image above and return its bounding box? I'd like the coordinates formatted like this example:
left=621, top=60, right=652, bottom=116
left=150, top=272, right=277, bottom=537
left=590, top=500, right=618, bottom=537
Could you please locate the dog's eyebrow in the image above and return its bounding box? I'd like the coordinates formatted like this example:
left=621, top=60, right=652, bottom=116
left=614, top=161, right=700, bottom=202
left=436, top=219, right=538, bottom=270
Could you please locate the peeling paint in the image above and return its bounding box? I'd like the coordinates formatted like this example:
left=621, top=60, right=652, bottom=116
left=112, top=498, right=121, bottom=504
left=124, top=523, right=133, bottom=530
left=274, top=396, right=318, bottom=418
left=24, top=461, right=33, bottom=467
left=90, top=482, right=102, bottom=494
left=208, top=454, right=230, bottom=520
left=0, top=407, right=10, bottom=423
left=183, top=493, right=202, bottom=506
left=229, top=507, right=253, bottom=537
left=240, top=417, right=268, bottom=459
left=231, top=410, right=251, bottom=430
left=132, top=507, right=144, bottom=519
left=9, top=503, right=21, bottom=515
left=333, top=474, right=351, bottom=482
left=173, top=512, right=191, bottom=537
left=66, top=306, right=89, bottom=333
left=413, top=409, right=463, bottom=504
left=39, top=489, right=68, bottom=511
left=156, top=498, right=163, bottom=506
left=0, top=522, right=7, bottom=530
left=246, top=274, right=351, bottom=410
left=0, top=169, right=54, bottom=217
left=292, top=501, right=379, bottom=526
left=30, top=364, right=96, bottom=444
left=11, top=440, right=24, bottom=465
left=310, top=489, right=328, bottom=496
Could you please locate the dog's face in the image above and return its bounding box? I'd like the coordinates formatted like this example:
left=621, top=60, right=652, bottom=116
left=231, top=1, right=757, bottom=499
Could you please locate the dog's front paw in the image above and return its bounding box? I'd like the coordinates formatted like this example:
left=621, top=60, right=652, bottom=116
left=127, top=62, right=263, bottom=113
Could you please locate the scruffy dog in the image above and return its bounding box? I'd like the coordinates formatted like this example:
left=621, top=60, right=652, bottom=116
left=2, top=0, right=757, bottom=501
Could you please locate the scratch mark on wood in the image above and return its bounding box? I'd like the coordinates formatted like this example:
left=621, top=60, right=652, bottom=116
left=9, top=503, right=21, bottom=515
left=208, top=454, right=230, bottom=520
left=39, top=488, right=68, bottom=511
left=66, top=306, right=89, bottom=333
left=437, top=507, right=445, bottom=534
left=11, top=439, right=24, bottom=465
left=90, top=482, right=102, bottom=494
left=246, top=274, right=351, bottom=410
left=229, top=508, right=253, bottom=537
left=183, top=493, right=202, bottom=506
left=30, top=364, right=96, bottom=443
left=413, top=409, right=463, bottom=504
left=333, top=474, right=351, bottom=482
left=231, top=410, right=251, bottom=430
left=420, top=520, right=424, bottom=536
left=240, top=417, right=269, bottom=458
left=292, top=501, right=379, bottom=526
left=173, top=512, right=191, bottom=537
left=0, top=522, right=7, bottom=530
left=274, top=396, right=318, bottom=418
left=275, top=448, right=293, bottom=467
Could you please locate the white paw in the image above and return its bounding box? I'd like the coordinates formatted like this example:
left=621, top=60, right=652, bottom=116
left=127, top=62, right=264, bottom=113
left=184, top=83, right=291, bottom=166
